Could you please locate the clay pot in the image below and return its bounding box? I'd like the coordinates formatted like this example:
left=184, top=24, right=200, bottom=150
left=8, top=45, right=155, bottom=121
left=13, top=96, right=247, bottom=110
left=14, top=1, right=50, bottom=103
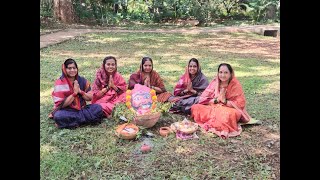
left=140, top=144, right=151, bottom=153
left=159, top=127, right=172, bottom=137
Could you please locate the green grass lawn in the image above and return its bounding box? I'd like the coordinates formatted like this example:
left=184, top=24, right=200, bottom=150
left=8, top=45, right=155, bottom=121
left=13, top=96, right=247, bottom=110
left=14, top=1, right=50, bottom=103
left=40, top=31, right=280, bottom=179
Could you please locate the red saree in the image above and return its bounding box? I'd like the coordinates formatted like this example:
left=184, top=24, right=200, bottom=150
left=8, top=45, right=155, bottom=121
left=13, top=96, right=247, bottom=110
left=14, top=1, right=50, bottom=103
left=51, top=64, right=90, bottom=111
left=128, top=69, right=172, bottom=102
left=191, top=75, right=251, bottom=138
left=50, top=63, right=103, bottom=128
left=90, top=66, right=127, bottom=117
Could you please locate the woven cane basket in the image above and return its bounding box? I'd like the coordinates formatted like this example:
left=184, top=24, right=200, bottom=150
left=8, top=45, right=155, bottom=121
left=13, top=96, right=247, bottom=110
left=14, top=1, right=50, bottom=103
left=133, top=112, right=161, bottom=128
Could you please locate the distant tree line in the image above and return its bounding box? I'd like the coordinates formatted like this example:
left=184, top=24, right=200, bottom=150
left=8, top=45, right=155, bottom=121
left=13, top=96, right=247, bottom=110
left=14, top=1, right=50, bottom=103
left=40, top=0, right=279, bottom=26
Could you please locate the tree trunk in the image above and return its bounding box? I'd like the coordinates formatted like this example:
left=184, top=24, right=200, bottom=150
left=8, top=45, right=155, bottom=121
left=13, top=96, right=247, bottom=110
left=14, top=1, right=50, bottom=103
left=53, top=0, right=77, bottom=24
left=266, top=4, right=276, bottom=20
left=114, top=3, right=119, bottom=13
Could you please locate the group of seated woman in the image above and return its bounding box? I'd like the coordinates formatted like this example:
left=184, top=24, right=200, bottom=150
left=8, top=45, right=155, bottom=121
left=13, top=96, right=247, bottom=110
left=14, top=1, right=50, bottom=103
left=49, top=56, right=252, bottom=138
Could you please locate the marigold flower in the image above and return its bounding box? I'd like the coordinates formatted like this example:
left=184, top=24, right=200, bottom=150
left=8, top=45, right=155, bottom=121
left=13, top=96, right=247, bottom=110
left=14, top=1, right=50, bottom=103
left=126, top=90, right=131, bottom=95
left=126, top=95, right=131, bottom=101
left=125, top=102, right=131, bottom=107
left=150, top=89, right=156, bottom=95
left=152, top=96, right=157, bottom=101
left=152, top=103, right=156, bottom=109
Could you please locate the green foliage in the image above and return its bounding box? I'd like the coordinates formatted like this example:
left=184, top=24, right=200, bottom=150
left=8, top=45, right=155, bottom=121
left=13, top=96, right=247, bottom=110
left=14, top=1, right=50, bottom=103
left=112, top=101, right=174, bottom=122
left=40, top=0, right=53, bottom=18
left=112, top=103, right=136, bottom=123
left=241, top=0, right=280, bottom=22
left=42, top=0, right=279, bottom=26
left=189, top=0, right=223, bottom=26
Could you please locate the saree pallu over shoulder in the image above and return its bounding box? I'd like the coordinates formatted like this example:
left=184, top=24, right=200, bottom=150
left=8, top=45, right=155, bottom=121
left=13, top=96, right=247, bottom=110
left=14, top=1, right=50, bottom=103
left=90, top=69, right=127, bottom=117
left=173, top=68, right=209, bottom=96
left=149, top=70, right=171, bottom=102
left=171, top=69, right=209, bottom=114
left=52, top=75, right=90, bottom=111
left=191, top=76, right=252, bottom=138
left=128, top=72, right=142, bottom=90
left=91, top=71, right=127, bottom=104
left=128, top=70, right=166, bottom=91
left=198, top=76, right=251, bottom=122
left=128, top=70, right=171, bottom=102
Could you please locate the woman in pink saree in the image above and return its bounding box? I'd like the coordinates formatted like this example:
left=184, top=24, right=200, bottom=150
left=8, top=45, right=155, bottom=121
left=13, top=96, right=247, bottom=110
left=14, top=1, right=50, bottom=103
left=169, top=58, right=209, bottom=114
left=191, top=63, right=251, bottom=138
left=90, top=56, right=127, bottom=118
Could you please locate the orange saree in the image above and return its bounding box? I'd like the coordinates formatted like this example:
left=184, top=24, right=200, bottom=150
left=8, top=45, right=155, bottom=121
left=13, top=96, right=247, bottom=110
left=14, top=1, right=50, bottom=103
left=191, top=75, right=251, bottom=138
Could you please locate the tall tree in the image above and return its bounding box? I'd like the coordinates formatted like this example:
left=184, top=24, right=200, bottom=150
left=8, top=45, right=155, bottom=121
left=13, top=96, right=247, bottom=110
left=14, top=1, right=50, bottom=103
left=53, top=0, right=77, bottom=23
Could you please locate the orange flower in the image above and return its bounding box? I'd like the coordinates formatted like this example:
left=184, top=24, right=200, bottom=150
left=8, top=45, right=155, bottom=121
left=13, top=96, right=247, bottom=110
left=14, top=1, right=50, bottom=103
left=152, top=95, right=157, bottom=101
left=126, top=95, right=131, bottom=101
left=125, top=102, right=131, bottom=108
left=152, top=103, right=156, bottom=109
left=150, top=89, right=156, bottom=96
left=126, top=90, right=131, bottom=95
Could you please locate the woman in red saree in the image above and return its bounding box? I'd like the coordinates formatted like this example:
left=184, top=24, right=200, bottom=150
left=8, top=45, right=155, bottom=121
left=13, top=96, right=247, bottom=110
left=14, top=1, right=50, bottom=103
left=90, top=56, right=127, bottom=118
left=169, top=58, right=209, bottom=114
left=191, top=63, right=251, bottom=138
left=128, top=57, right=172, bottom=102
left=50, top=58, right=103, bottom=129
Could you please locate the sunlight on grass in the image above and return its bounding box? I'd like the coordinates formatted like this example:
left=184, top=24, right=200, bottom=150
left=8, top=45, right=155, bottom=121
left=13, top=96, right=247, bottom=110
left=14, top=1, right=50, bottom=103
left=260, top=81, right=280, bottom=94
left=175, top=146, right=192, bottom=154
left=40, top=89, right=53, bottom=99
left=87, top=37, right=122, bottom=43
left=158, top=64, right=184, bottom=72
left=40, top=144, right=58, bottom=159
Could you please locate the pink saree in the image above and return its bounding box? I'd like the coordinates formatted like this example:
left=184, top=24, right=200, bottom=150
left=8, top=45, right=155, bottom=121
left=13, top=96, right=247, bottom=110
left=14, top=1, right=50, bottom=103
left=191, top=74, right=251, bottom=138
left=170, top=65, right=209, bottom=114
left=90, top=66, right=127, bottom=117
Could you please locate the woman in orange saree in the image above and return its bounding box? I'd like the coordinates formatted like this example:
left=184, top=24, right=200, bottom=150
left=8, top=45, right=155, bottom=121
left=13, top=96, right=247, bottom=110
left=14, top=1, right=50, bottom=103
left=191, top=63, right=251, bottom=138
left=90, top=56, right=127, bottom=118
left=128, top=57, right=172, bottom=102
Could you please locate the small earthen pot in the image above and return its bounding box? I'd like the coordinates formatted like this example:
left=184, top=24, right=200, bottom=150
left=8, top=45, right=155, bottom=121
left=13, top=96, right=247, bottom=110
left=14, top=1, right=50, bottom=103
left=159, top=127, right=172, bottom=137
left=140, top=144, right=151, bottom=153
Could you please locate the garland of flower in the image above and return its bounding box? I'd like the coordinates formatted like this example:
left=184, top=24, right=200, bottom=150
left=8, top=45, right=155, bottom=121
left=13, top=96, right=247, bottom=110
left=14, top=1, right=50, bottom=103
left=125, top=89, right=157, bottom=114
